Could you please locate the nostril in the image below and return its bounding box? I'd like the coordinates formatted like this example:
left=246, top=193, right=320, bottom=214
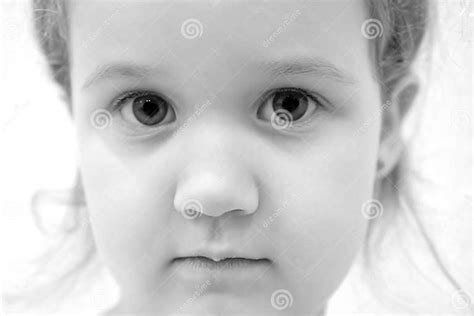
left=232, top=208, right=252, bottom=216
left=216, top=208, right=253, bottom=218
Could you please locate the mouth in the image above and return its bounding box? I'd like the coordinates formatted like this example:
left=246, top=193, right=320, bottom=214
left=170, top=250, right=273, bottom=286
left=171, top=256, right=271, bottom=270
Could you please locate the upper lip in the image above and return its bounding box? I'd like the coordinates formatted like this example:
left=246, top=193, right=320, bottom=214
left=174, top=244, right=270, bottom=263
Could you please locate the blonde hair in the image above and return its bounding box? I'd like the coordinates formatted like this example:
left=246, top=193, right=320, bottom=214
left=4, top=0, right=467, bottom=313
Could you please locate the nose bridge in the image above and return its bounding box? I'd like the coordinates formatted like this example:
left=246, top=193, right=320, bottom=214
left=173, top=115, right=259, bottom=219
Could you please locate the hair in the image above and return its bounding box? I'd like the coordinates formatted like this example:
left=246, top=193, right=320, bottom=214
left=3, top=0, right=470, bottom=313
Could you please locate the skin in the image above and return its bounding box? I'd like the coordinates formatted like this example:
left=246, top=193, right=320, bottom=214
left=68, top=0, right=409, bottom=314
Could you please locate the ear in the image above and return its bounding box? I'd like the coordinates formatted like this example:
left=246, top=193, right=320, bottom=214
left=375, top=73, right=420, bottom=180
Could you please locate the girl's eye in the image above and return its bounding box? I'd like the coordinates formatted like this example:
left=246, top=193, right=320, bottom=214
left=257, top=87, right=324, bottom=125
left=113, top=91, right=175, bottom=126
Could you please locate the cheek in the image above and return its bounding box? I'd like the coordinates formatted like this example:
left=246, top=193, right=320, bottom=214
left=77, top=137, right=174, bottom=293
left=264, top=124, right=378, bottom=307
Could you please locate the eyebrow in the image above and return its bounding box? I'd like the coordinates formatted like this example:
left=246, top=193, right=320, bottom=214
left=82, top=63, right=165, bottom=90
left=259, top=56, right=357, bottom=85
left=81, top=57, right=356, bottom=90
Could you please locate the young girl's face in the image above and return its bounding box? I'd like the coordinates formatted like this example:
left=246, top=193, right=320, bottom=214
left=70, top=0, right=381, bottom=314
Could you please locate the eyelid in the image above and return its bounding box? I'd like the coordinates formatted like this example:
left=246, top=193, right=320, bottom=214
left=261, top=87, right=329, bottom=110
left=101, top=90, right=175, bottom=142
left=255, top=86, right=333, bottom=131
left=257, top=87, right=329, bottom=124
left=110, top=90, right=164, bottom=110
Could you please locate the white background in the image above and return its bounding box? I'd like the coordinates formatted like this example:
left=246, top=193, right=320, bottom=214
left=1, top=0, right=472, bottom=314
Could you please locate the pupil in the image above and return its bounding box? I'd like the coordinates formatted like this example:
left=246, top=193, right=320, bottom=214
left=143, top=100, right=159, bottom=117
left=283, top=95, right=299, bottom=112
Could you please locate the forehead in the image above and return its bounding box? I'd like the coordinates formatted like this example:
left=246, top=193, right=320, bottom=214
left=69, top=0, right=370, bottom=92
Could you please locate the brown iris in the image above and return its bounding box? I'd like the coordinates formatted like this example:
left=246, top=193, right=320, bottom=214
left=132, top=95, right=168, bottom=126
left=272, top=89, right=308, bottom=121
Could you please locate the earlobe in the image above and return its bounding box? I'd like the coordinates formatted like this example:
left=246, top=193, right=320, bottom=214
left=393, top=75, right=420, bottom=121
left=376, top=73, right=420, bottom=179
left=375, top=129, right=403, bottom=179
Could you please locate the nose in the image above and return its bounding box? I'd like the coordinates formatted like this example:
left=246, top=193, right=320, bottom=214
left=172, top=115, right=259, bottom=219
left=174, top=159, right=259, bottom=218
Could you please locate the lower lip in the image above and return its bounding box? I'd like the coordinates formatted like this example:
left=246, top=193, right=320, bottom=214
left=170, top=256, right=272, bottom=285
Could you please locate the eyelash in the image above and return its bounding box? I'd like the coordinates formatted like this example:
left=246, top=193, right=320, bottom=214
left=109, top=87, right=327, bottom=126
left=110, top=90, right=164, bottom=110
left=260, top=87, right=326, bottom=111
